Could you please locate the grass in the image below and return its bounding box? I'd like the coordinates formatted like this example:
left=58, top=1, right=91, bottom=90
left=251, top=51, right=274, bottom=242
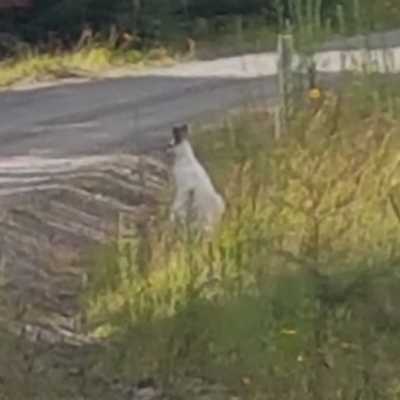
left=78, top=72, right=400, bottom=400
left=1, top=0, right=399, bottom=90
left=0, top=45, right=182, bottom=88
left=0, top=15, right=279, bottom=89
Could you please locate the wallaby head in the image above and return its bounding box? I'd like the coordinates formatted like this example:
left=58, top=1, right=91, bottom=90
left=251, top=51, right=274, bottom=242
left=167, top=124, right=189, bottom=151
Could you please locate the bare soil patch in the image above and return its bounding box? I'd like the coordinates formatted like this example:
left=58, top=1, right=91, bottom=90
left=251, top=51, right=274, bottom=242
left=0, top=153, right=169, bottom=341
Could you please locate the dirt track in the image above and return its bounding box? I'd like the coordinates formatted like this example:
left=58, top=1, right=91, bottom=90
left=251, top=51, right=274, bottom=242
left=0, top=154, right=168, bottom=341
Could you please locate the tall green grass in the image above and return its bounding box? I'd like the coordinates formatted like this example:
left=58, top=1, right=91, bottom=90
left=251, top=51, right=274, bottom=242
left=83, top=72, right=400, bottom=399
left=0, top=45, right=179, bottom=88
left=82, top=4, right=400, bottom=398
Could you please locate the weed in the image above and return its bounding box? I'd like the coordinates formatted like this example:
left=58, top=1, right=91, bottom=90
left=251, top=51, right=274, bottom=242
left=83, top=72, right=400, bottom=399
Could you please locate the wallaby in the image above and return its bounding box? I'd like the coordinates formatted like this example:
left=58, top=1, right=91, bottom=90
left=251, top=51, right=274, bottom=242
left=167, top=124, right=225, bottom=232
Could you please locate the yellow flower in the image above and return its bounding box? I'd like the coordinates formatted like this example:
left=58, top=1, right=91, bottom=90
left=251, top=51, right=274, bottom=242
left=297, top=354, right=305, bottom=362
left=308, top=88, right=322, bottom=100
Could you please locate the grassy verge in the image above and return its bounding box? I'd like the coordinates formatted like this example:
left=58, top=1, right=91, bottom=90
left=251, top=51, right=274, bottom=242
left=0, top=45, right=183, bottom=88
left=0, top=16, right=279, bottom=89
left=1, top=0, right=399, bottom=89
left=80, top=71, right=400, bottom=399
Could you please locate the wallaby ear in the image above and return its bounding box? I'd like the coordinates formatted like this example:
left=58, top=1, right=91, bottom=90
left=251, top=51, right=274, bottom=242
left=172, top=124, right=189, bottom=145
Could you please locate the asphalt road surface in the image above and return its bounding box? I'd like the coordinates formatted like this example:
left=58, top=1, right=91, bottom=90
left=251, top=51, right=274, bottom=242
left=0, top=29, right=400, bottom=159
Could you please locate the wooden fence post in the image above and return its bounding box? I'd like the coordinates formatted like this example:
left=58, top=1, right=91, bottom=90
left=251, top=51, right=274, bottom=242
left=276, top=33, right=296, bottom=138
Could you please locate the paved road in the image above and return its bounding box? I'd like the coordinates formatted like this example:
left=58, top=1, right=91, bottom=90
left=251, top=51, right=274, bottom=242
left=0, top=74, right=278, bottom=157
left=0, top=29, right=400, bottom=159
